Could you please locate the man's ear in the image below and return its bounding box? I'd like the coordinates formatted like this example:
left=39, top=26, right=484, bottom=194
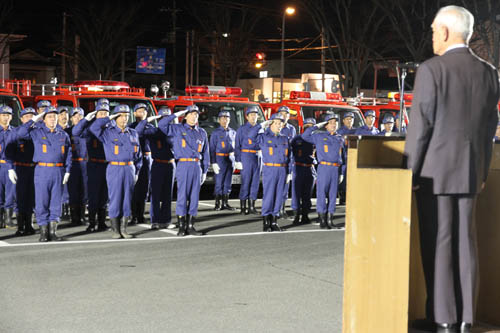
left=442, top=25, right=450, bottom=42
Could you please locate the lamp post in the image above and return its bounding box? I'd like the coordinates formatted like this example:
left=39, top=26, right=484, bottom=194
left=280, top=6, right=295, bottom=102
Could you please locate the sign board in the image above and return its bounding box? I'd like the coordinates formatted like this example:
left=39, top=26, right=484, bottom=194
left=259, top=71, right=268, bottom=78
left=136, top=47, right=166, bottom=74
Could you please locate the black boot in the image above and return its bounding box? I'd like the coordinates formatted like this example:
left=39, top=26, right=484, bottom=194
left=49, top=221, right=63, bottom=241
left=120, top=217, right=133, bottom=239
left=328, top=213, right=345, bottom=229
left=300, top=211, right=311, bottom=224
left=186, top=215, right=202, bottom=236
left=136, top=202, right=145, bottom=224
left=110, top=218, right=121, bottom=239
left=129, top=201, right=138, bottom=225
left=240, top=200, right=248, bottom=215
left=0, top=208, right=4, bottom=228
left=62, top=203, right=70, bottom=220
left=97, top=208, right=108, bottom=231
left=279, top=203, right=288, bottom=219
left=214, top=195, right=222, bottom=211
left=319, top=213, right=328, bottom=229
left=177, top=215, right=186, bottom=237
left=263, top=215, right=272, bottom=232
left=292, top=210, right=300, bottom=225
left=39, top=224, right=49, bottom=242
left=70, top=205, right=80, bottom=226
left=5, top=208, right=14, bottom=227
left=248, top=199, right=258, bottom=215
left=15, top=213, right=25, bottom=236
left=24, top=213, right=35, bottom=235
left=223, top=195, right=235, bottom=211
left=86, top=210, right=97, bottom=232
left=80, top=205, right=87, bottom=224
left=270, top=215, right=282, bottom=232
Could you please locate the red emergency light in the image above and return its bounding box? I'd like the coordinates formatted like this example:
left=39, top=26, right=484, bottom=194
left=394, top=93, right=413, bottom=102
left=73, top=80, right=130, bottom=91
left=289, top=91, right=342, bottom=101
left=185, top=85, right=242, bottom=96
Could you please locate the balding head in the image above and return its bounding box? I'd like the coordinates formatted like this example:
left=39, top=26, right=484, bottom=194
left=431, top=6, right=474, bottom=55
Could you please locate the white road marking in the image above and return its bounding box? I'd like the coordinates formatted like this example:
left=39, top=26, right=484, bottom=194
left=137, top=224, right=178, bottom=235
left=0, top=241, right=10, bottom=246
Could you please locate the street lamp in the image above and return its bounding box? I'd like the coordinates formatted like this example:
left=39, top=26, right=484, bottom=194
left=280, top=6, right=295, bottom=102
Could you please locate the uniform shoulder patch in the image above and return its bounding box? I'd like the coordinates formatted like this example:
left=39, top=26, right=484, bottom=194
left=182, top=132, right=187, bottom=136
left=323, top=138, right=328, bottom=141
left=267, top=140, right=272, bottom=144
left=42, top=137, right=47, bottom=140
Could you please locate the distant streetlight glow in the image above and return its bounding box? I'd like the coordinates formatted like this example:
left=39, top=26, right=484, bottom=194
left=286, top=7, right=295, bottom=15
left=281, top=6, right=296, bottom=102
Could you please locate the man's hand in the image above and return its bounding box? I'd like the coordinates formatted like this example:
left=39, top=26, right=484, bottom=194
left=109, top=113, right=120, bottom=120
left=201, top=173, right=207, bottom=185
left=147, top=115, right=162, bottom=122
left=286, top=173, right=292, bottom=184
left=134, top=174, right=139, bottom=184
left=316, top=121, right=328, bottom=128
left=480, top=181, right=485, bottom=192
left=212, top=163, right=220, bottom=174
left=174, top=109, right=188, bottom=118
left=234, top=161, right=243, bottom=170
left=338, top=174, right=344, bottom=184
left=32, top=113, right=44, bottom=122
left=261, top=119, right=273, bottom=129
left=62, top=172, right=70, bottom=185
left=85, top=111, right=98, bottom=121
left=8, top=169, right=17, bottom=184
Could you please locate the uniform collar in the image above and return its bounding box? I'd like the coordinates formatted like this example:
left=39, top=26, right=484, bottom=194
left=0, top=125, right=12, bottom=131
left=182, top=122, right=198, bottom=130
left=111, top=122, right=131, bottom=134
left=43, top=124, right=60, bottom=133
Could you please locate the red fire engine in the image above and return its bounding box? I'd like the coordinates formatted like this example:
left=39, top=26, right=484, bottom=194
left=0, top=80, right=28, bottom=126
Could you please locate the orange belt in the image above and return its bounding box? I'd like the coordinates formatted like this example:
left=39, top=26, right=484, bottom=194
left=0, top=160, right=5, bottom=164
left=216, top=153, right=230, bottom=157
left=241, top=149, right=258, bottom=153
left=178, top=158, right=199, bottom=162
left=154, top=159, right=175, bottom=164
left=295, top=162, right=313, bottom=167
left=144, top=152, right=151, bottom=156
left=110, top=161, right=133, bottom=166
left=38, top=162, right=63, bottom=167
left=264, top=163, right=287, bottom=167
left=72, top=157, right=86, bottom=162
left=90, top=158, right=107, bottom=163
left=320, top=161, right=340, bottom=167
left=15, top=162, right=36, bottom=167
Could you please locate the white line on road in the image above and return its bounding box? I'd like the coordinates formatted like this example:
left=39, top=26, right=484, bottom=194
left=137, top=224, right=178, bottom=235
left=0, top=241, right=9, bottom=246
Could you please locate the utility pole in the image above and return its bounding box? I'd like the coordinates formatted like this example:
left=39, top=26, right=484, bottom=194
left=62, top=12, right=67, bottom=83
left=211, top=31, right=216, bottom=85
left=190, top=30, right=194, bottom=86
left=321, top=28, right=325, bottom=92
left=161, top=0, right=179, bottom=90
left=74, top=35, right=80, bottom=81
left=185, top=31, right=190, bottom=87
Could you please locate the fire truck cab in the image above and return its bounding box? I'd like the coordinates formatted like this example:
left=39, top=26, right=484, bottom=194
left=0, top=80, right=27, bottom=126
left=151, top=85, right=267, bottom=185
left=260, top=91, right=366, bottom=134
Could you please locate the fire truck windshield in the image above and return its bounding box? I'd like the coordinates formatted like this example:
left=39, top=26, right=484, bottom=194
left=301, top=106, right=365, bottom=128
left=76, top=97, right=156, bottom=121
left=0, top=94, right=23, bottom=126
left=172, top=102, right=265, bottom=137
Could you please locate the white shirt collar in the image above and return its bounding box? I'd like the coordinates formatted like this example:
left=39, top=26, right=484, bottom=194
left=443, top=43, right=468, bottom=54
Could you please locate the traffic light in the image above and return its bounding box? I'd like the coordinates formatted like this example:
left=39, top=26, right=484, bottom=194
left=254, top=52, right=266, bottom=69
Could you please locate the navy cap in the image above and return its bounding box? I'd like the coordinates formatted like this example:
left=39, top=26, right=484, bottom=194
left=57, top=106, right=69, bottom=114
left=20, top=107, right=36, bottom=117
left=97, top=98, right=110, bottom=105
left=186, top=104, right=200, bottom=114
left=43, top=106, right=59, bottom=117
left=344, top=112, right=354, bottom=119
left=245, top=106, right=259, bottom=115
left=277, top=106, right=290, bottom=114
left=270, top=113, right=284, bottom=121
left=303, top=118, right=316, bottom=125
left=325, top=113, right=339, bottom=122
left=158, top=106, right=171, bottom=116
left=0, top=106, right=13, bottom=115
left=72, top=107, right=84, bottom=116
left=364, top=110, right=376, bottom=118
left=112, top=104, right=130, bottom=114
left=382, top=115, right=395, bottom=124
left=218, top=110, right=231, bottom=118
left=95, top=103, right=110, bottom=112
left=37, top=100, right=51, bottom=108
left=133, top=103, right=148, bottom=113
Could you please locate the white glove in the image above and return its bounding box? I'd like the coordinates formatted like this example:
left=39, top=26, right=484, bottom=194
left=32, top=113, right=44, bottom=122
left=134, top=174, right=139, bottom=184
left=109, top=113, right=120, bottom=120
left=316, top=121, right=328, bottom=128
left=286, top=173, right=292, bottom=184
left=201, top=173, right=207, bottom=185
left=338, top=174, right=344, bottom=184
left=8, top=169, right=17, bottom=184
left=85, top=111, right=97, bottom=121
left=62, top=172, right=70, bottom=185
left=174, top=109, right=188, bottom=118
left=212, top=163, right=220, bottom=174
left=147, top=115, right=162, bottom=122
left=261, top=119, right=273, bottom=129
left=234, top=161, right=243, bottom=170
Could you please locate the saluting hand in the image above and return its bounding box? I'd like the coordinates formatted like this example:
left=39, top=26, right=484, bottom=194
left=32, top=113, right=44, bottom=123
left=316, top=121, right=328, bottom=128
left=147, top=115, right=163, bottom=122
left=85, top=111, right=98, bottom=121
left=261, top=119, right=273, bottom=129
left=174, top=109, right=188, bottom=118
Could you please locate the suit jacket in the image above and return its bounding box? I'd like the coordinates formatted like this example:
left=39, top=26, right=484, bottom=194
left=405, top=47, right=500, bottom=194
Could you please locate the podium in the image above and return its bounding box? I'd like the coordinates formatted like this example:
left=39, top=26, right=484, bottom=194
left=341, top=137, right=500, bottom=332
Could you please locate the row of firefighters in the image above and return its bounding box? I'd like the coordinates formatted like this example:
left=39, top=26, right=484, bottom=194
left=0, top=99, right=388, bottom=242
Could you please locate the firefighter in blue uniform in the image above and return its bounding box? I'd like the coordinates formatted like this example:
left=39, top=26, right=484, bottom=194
left=158, top=105, right=209, bottom=236
left=129, top=103, right=152, bottom=225
left=248, top=113, right=291, bottom=231
left=277, top=106, right=296, bottom=218
left=89, top=104, right=142, bottom=239
left=0, top=106, right=18, bottom=229
left=72, top=103, right=110, bottom=232
left=36, top=100, right=51, bottom=115
left=393, top=112, right=407, bottom=134
left=290, top=117, right=317, bottom=225
left=337, top=111, right=356, bottom=205
left=13, top=107, right=37, bottom=236
left=209, top=110, right=236, bottom=211
left=134, top=106, right=176, bottom=229
left=234, top=106, right=261, bottom=215
left=379, top=114, right=395, bottom=135
left=355, top=110, right=380, bottom=135
left=57, top=106, right=71, bottom=219
left=65, top=107, right=88, bottom=225
left=18, top=106, right=72, bottom=242
left=302, top=113, right=345, bottom=229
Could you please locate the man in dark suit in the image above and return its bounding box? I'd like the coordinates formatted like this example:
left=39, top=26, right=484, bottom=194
left=405, top=5, right=500, bottom=333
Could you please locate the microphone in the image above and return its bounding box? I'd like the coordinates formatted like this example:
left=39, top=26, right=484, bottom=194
left=397, top=62, right=419, bottom=69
